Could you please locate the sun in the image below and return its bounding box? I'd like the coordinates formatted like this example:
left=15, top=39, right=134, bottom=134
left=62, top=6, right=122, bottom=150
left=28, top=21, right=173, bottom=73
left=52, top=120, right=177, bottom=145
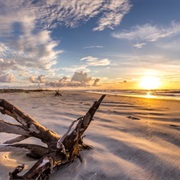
left=139, top=76, right=161, bottom=90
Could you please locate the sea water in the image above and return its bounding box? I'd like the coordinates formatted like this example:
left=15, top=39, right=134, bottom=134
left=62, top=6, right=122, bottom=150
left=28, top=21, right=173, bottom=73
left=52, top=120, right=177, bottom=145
left=88, top=89, right=180, bottom=101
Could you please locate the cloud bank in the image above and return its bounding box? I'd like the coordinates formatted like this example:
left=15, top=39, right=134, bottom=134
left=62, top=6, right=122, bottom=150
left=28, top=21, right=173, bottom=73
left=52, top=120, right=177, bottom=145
left=45, top=71, right=100, bottom=87
left=0, top=74, right=16, bottom=83
left=71, top=71, right=92, bottom=85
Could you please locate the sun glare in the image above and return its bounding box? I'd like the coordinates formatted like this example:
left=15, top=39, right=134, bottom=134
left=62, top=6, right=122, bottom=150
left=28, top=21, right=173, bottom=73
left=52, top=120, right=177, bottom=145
left=139, top=76, right=161, bottom=90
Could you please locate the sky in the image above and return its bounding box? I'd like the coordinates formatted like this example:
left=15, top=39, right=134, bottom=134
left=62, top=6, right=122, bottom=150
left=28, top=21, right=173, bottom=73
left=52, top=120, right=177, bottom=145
left=0, top=0, right=180, bottom=89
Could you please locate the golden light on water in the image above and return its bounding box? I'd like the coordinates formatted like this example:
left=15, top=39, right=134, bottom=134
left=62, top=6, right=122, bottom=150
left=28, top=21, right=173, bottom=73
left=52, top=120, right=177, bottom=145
left=139, top=76, right=161, bottom=90
left=145, top=91, right=154, bottom=98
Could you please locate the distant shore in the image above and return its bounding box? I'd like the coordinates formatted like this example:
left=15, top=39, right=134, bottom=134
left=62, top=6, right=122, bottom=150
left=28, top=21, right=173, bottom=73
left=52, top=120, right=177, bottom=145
left=0, top=88, right=51, bottom=93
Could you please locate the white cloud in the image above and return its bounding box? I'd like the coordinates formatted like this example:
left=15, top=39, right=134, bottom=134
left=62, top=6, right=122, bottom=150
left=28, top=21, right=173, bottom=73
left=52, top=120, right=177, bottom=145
left=38, top=0, right=131, bottom=31
left=60, top=65, right=90, bottom=73
left=29, top=76, right=37, bottom=83
left=83, top=45, right=104, bottom=49
left=0, top=43, right=9, bottom=55
left=112, top=22, right=180, bottom=42
left=60, top=56, right=110, bottom=73
left=156, top=39, right=180, bottom=51
left=0, top=0, right=132, bottom=86
left=30, top=75, right=46, bottom=83
left=0, top=74, right=16, bottom=83
left=71, top=71, right=92, bottom=85
left=133, top=43, right=146, bottom=48
left=81, top=56, right=110, bottom=66
left=93, top=0, right=131, bottom=31
left=45, top=71, right=100, bottom=87
left=46, top=76, right=69, bottom=87
left=5, top=30, right=62, bottom=70
left=0, top=59, right=16, bottom=71
left=0, top=0, right=131, bottom=34
left=0, top=0, right=130, bottom=81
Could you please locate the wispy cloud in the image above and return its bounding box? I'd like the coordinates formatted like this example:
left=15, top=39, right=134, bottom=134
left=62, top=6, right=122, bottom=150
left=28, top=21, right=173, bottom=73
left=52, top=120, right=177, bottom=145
left=0, top=0, right=131, bottom=34
left=83, top=45, right=104, bottom=49
left=0, top=43, right=9, bottom=55
left=133, top=43, right=146, bottom=48
left=93, top=0, right=131, bottom=31
left=81, top=56, right=110, bottom=66
left=59, top=56, right=110, bottom=74
left=156, top=39, right=180, bottom=51
left=0, top=0, right=131, bottom=82
left=60, top=65, right=90, bottom=73
left=112, top=22, right=180, bottom=42
left=0, top=58, right=16, bottom=71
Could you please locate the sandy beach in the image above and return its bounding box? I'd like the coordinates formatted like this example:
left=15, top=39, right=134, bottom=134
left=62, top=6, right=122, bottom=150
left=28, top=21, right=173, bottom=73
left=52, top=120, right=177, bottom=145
left=0, top=90, right=179, bottom=180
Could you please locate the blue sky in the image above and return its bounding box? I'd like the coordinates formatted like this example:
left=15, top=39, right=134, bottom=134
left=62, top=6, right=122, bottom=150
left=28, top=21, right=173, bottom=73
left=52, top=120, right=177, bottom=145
left=0, top=0, right=180, bottom=89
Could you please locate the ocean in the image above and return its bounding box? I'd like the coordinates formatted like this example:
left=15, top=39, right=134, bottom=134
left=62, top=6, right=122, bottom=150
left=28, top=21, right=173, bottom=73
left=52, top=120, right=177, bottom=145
left=88, top=89, right=180, bottom=101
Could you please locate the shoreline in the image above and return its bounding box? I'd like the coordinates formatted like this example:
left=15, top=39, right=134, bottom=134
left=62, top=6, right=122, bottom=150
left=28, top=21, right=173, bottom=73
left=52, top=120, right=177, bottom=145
left=87, top=90, right=180, bottom=101
left=1, top=88, right=180, bottom=101
left=87, top=91, right=180, bottom=104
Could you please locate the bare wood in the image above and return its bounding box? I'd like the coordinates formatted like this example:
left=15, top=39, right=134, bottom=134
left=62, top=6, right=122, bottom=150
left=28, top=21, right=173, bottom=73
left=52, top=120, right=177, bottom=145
left=0, top=120, right=28, bottom=135
left=0, top=95, right=106, bottom=179
left=0, top=143, right=48, bottom=159
left=0, top=99, right=60, bottom=147
left=57, top=117, right=81, bottom=149
left=3, top=135, right=29, bottom=144
left=54, top=90, right=62, bottom=96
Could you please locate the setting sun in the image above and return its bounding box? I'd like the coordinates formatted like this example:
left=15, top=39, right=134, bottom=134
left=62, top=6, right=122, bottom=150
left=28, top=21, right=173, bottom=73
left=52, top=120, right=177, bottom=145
left=139, top=76, right=161, bottom=89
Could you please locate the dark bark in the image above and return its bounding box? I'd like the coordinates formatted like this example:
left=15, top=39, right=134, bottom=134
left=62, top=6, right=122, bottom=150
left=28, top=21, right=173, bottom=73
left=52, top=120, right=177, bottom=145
left=0, top=95, right=106, bottom=179
left=54, top=90, right=62, bottom=96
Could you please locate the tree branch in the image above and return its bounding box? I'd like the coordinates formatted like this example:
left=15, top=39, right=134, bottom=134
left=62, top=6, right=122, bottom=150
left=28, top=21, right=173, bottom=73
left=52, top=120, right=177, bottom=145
left=0, top=120, right=28, bottom=135
left=0, top=99, right=60, bottom=147
left=0, top=143, right=48, bottom=159
left=3, top=135, right=29, bottom=144
left=0, top=95, right=106, bottom=179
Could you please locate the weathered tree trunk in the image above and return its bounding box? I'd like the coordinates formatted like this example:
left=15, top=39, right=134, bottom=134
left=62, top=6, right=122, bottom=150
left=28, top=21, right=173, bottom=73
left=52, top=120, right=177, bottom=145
left=0, top=95, right=106, bottom=179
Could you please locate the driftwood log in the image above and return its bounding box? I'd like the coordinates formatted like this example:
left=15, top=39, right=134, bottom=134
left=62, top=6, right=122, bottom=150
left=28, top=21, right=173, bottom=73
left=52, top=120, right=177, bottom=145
left=0, top=95, right=106, bottom=179
left=54, top=90, right=62, bottom=96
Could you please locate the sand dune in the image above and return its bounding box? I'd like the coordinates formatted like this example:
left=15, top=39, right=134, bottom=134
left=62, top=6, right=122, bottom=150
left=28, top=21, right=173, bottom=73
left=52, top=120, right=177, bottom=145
left=0, top=91, right=180, bottom=180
